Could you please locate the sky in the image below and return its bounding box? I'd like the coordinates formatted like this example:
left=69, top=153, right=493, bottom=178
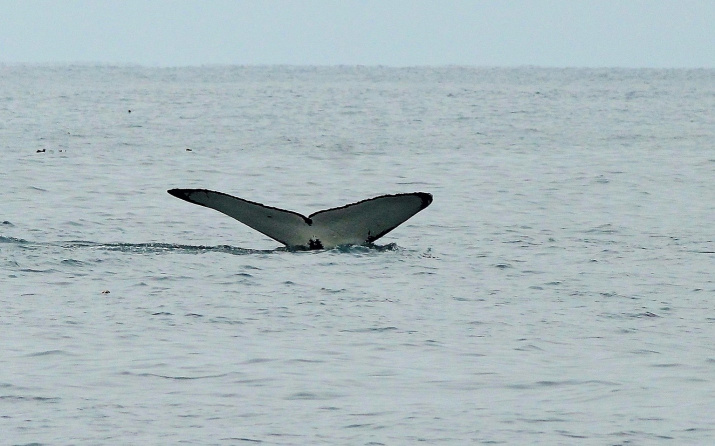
left=1, top=0, right=713, bottom=68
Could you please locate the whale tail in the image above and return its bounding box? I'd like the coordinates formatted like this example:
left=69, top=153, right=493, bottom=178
left=168, top=189, right=432, bottom=249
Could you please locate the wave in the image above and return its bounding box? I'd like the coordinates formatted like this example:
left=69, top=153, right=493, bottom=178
left=0, top=236, right=399, bottom=255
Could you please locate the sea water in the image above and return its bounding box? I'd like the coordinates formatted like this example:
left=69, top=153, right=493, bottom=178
left=1, top=65, right=713, bottom=445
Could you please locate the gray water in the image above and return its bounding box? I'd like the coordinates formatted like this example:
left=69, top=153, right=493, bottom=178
left=1, top=65, right=714, bottom=445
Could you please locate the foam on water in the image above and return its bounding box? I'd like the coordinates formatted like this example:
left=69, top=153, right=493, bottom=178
left=1, top=66, right=714, bottom=445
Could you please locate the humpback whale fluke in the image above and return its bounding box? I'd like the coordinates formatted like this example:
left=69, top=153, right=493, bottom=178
left=167, top=189, right=432, bottom=250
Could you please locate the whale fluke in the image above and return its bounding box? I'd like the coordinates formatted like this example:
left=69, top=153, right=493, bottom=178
left=167, top=189, right=432, bottom=250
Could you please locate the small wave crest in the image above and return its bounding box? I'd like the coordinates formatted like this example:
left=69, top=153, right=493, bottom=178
left=0, top=235, right=29, bottom=244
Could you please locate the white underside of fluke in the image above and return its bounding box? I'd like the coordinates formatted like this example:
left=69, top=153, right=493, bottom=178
left=168, top=189, right=433, bottom=249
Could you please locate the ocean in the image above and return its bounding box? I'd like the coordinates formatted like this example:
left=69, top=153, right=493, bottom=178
left=1, top=65, right=713, bottom=445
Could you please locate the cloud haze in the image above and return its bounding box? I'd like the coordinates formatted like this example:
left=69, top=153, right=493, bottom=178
left=1, top=0, right=713, bottom=67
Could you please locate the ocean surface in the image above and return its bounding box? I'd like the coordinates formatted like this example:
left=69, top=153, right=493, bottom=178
left=1, top=65, right=713, bottom=445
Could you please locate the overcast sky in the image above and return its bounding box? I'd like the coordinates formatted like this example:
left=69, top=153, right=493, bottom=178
left=1, top=0, right=713, bottom=67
